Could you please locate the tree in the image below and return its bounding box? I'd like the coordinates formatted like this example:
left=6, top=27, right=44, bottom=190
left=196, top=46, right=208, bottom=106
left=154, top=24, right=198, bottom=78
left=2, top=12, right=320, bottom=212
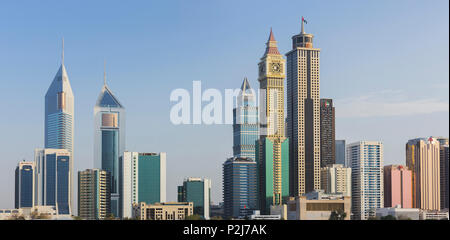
left=72, top=216, right=83, bottom=220
left=184, top=214, right=204, bottom=220
left=210, top=216, right=223, bottom=220
left=104, top=213, right=116, bottom=220
left=8, top=214, right=26, bottom=220
left=329, top=209, right=347, bottom=220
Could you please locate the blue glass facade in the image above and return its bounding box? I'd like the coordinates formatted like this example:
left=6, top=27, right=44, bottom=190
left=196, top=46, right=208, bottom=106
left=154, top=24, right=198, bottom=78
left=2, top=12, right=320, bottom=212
left=15, top=163, right=35, bottom=208
left=101, top=130, right=119, bottom=193
left=233, top=78, right=259, bottom=160
left=137, top=154, right=161, bottom=204
left=57, top=155, right=70, bottom=214
left=223, top=157, right=257, bottom=219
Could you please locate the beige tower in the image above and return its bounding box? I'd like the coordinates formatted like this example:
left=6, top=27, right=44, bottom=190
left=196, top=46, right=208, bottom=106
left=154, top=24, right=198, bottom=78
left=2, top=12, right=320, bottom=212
left=406, top=137, right=441, bottom=210
left=256, top=29, right=290, bottom=214
left=286, top=18, right=321, bottom=196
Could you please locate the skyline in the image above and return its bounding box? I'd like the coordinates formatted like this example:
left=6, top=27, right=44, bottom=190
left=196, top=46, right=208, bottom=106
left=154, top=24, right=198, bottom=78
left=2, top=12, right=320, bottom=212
left=0, top=0, right=449, bottom=209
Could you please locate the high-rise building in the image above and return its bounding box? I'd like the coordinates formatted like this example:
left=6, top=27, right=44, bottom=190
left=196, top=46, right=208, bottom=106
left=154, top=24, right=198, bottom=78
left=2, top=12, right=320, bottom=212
left=383, top=165, right=412, bottom=208
left=440, top=144, right=449, bottom=210
left=233, top=78, right=259, bottom=160
left=15, top=161, right=36, bottom=209
left=178, top=177, right=211, bottom=220
left=406, top=137, right=441, bottom=210
left=320, top=99, right=335, bottom=168
left=335, top=140, right=346, bottom=166
left=120, top=152, right=166, bottom=219
left=44, top=40, right=74, bottom=214
left=347, top=141, right=383, bottom=220
left=286, top=19, right=321, bottom=196
left=320, top=164, right=351, bottom=197
left=34, top=148, right=72, bottom=215
left=256, top=29, right=289, bottom=214
left=223, top=157, right=258, bottom=219
left=94, top=67, right=125, bottom=217
left=78, top=169, right=111, bottom=220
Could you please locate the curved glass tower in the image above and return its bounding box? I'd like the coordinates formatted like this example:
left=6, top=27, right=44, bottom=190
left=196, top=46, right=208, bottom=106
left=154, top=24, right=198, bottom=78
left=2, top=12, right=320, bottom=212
left=94, top=76, right=125, bottom=218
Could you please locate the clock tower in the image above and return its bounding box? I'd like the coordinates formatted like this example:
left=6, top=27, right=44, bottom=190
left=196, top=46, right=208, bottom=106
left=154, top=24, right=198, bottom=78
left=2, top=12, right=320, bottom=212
left=256, top=29, right=289, bottom=214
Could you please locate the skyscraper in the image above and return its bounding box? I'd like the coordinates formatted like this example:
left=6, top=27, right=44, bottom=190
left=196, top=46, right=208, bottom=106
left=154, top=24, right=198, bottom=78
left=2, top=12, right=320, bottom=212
left=335, top=140, right=346, bottom=166
left=78, top=169, right=111, bottom=220
left=320, top=164, right=351, bottom=197
left=178, top=177, right=211, bottom=220
left=440, top=144, right=449, bottom=210
left=121, top=152, right=166, bottom=219
left=383, top=165, right=412, bottom=208
left=15, top=161, right=36, bottom=209
left=94, top=66, right=125, bottom=217
left=320, top=99, right=335, bottom=168
left=406, top=137, right=441, bottom=210
left=256, top=29, right=289, bottom=214
left=348, top=141, right=383, bottom=220
left=44, top=40, right=74, bottom=214
left=223, top=157, right=258, bottom=219
left=286, top=19, right=321, bottom=196
left=233, top=78, right=259, bottom=160
left=34, top=148, right=72, bottom=215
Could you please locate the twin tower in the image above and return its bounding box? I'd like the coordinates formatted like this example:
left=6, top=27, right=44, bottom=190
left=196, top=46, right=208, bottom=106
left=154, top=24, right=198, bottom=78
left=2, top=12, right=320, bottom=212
left=239, top=21, right=321, bottom=213
left=44, top=45, right=125, bottom=216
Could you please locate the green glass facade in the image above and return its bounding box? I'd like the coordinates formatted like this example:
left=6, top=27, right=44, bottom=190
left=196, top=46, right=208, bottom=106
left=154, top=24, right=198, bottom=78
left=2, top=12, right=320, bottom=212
left=138, top=154, right=161, bottom=204
left=256, top=138, right=289, bottom=214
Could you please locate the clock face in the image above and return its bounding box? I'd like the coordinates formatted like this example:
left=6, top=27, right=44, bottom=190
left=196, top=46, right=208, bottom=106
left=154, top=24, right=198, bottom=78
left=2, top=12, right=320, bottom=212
left=271, top=63, right=282, bottom=73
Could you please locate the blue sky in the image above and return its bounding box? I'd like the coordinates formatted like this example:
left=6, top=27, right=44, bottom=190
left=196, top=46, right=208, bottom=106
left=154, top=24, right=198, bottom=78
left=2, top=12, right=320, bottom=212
left=0, top=0, right=448, bottom=209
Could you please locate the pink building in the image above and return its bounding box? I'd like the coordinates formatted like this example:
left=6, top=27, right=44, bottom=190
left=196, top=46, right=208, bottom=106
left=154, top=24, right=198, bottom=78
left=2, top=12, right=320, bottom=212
left=384, top=165, right=412, bottom=208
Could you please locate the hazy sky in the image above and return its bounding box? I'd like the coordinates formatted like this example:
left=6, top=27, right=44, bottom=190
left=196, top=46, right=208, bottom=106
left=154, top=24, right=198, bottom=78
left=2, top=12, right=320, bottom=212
left=0, top=0, right=448, bottom=210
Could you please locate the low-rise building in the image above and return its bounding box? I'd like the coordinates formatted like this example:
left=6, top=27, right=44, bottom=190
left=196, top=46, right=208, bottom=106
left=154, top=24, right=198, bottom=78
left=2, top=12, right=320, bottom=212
left=287, top=190, right=351, bottom=220
left=376, top=205, right=420, bottom=220
left=0, top=206, right=58, bottom=220
left=132, top=202, right=193, bottom=220
left=419, top=210, right=449, bottom=220
left=249, top=210, right=281, bottom=220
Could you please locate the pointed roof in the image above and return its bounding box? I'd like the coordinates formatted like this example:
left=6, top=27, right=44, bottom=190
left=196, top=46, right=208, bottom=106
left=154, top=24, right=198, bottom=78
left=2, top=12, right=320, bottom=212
left=264, top=28, right=280, bottom=56
left=240, top=77, right=252, bottom=92
left=96, top=84, right=124, bottom=108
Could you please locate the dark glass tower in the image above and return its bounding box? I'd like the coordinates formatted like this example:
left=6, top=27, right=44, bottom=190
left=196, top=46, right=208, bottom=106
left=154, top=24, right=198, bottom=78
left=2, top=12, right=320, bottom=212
left=320, top=99, right=335, bottom=167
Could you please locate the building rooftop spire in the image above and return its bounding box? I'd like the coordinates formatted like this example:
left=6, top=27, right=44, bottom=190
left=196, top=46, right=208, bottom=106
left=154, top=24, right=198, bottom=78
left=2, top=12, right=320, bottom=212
left=240, top=77, right=252, bottom=92
left=104, top=60, right=106, bottom=86
left=264, top=28, right=280, bottom=56
left=62, top=37, right=64, bottom=66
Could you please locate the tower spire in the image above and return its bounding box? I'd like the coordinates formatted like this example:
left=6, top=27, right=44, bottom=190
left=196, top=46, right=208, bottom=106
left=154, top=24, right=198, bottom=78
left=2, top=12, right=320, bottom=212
left=104, top=60, right=106, bottom=86
left=301, top=16, right=305, bottom=33
left=62, top=37, right=64, bottom=66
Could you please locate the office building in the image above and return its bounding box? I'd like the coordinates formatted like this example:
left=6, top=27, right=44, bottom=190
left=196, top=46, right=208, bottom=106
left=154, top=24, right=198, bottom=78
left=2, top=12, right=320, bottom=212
left=0, top=206, right=58, bottom=220
left=34, top=148, right=72, bottom=215
left=132, top=202, right=193, bottom=220
left=320, top=99, right=335, bottom=167
left=335, top=140, right=346, bottom=166
left=441, top=144, right=449, bottom=210
left=121, top=152, right=166, bottom=218
left=78, top=169, right=111, bottom=220
left=286, top=19, right=321, bottom=196
left=320, top=164, right=351, bottom=197
left=44, top=40, right=74, bottom=215
left=233, top=78, right=259, bottom=159
left=223, top=157, right=258, bottom=219
left=384, top=165, right=412, bottom=208
left=406, top=137, right=441, bottom=210
left=287, top=190, right=351, bottom=220
left=348, top=141, right=384, bottom=220
left=178, top=177, right=211, bottom=219
left=256, top=29, right=290, bottom=214
left=15, top=161, right=36, bottom=209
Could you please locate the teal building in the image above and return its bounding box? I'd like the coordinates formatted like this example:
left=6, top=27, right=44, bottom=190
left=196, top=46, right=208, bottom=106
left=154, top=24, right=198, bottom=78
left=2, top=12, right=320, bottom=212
left=178, top=177, right=211, bottom=219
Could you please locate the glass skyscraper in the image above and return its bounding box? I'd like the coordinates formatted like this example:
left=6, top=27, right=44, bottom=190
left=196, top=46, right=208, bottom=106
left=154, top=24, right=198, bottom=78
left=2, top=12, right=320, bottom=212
left=223, top=157, right=257, bottom=219
left=178, top=177, right=211, bottom=220
left=335, top=140, right=346, bottom=166
left=233, top=78, right=259, bottom=160
left=120, top=152, right=166, bottom=219
left=94, top=75, right=125, bottom=218
left=44, top=43, right=74, bottom=215
left=34, top=148, right=72, bottom=215
left=15, top=161, right=35, bottom=208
